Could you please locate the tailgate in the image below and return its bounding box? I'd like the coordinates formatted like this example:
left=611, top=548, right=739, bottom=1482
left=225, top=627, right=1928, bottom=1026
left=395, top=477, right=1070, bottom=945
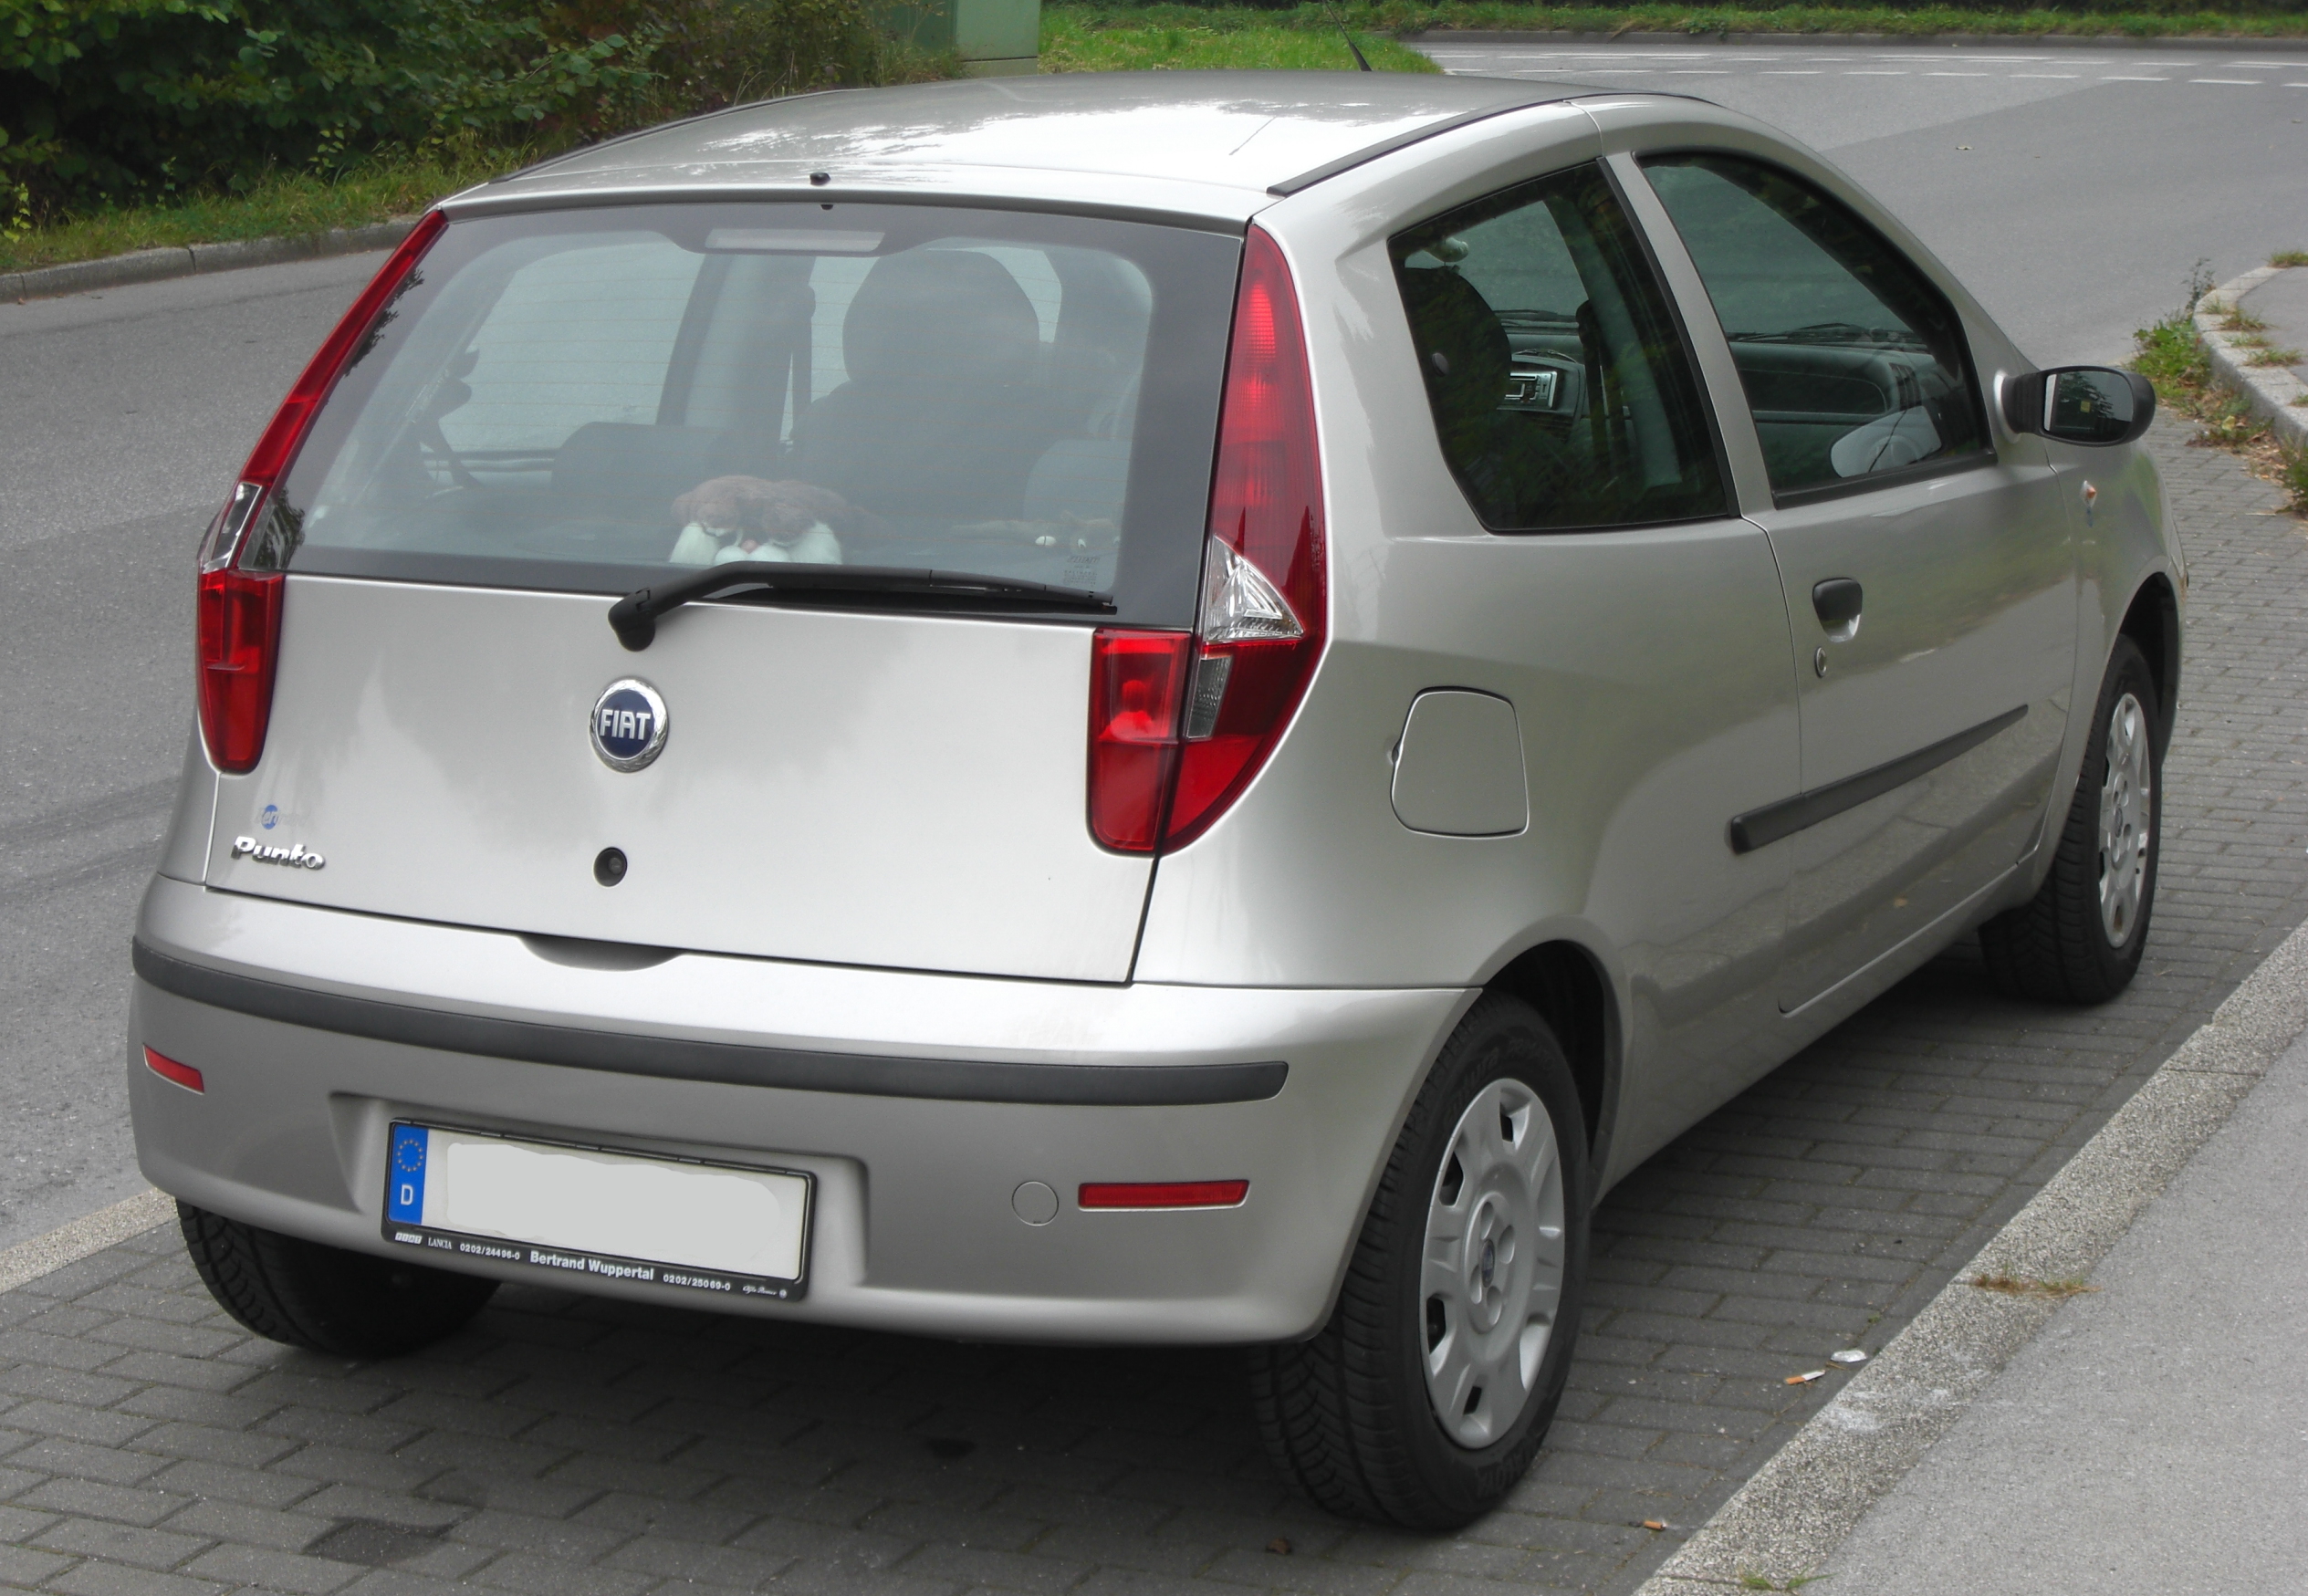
left=209, top=577, right=1148, bottom=981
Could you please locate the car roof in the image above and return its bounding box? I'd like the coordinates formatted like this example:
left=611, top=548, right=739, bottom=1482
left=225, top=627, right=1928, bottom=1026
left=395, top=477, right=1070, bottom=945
left=448, top=71, right=1603, bottom=227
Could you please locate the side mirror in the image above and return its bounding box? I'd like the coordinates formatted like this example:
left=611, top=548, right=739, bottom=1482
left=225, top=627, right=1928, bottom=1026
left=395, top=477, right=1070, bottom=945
left=2002, top=367, right=2157, bottom=446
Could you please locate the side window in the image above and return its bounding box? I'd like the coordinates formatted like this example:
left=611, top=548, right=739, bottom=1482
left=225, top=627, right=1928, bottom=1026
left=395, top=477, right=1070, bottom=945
left=1639, top=154, right=1989, bottom=497
left=1392, top=162, right=1727, bottom=533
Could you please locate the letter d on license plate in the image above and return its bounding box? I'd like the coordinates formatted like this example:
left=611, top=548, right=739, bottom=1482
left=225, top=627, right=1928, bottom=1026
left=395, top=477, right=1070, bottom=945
left=383, top=1123, right=810, bottom=1299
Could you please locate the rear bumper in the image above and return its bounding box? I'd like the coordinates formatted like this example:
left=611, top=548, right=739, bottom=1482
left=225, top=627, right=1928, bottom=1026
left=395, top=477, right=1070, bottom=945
left=130, top=875, right=1468, bottom=1343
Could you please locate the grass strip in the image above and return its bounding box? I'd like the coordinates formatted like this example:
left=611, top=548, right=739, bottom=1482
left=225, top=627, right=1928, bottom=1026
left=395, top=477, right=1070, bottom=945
left=1043, top=7, right=1437, bottom=70
left=2, top=153, right=512, bottom=276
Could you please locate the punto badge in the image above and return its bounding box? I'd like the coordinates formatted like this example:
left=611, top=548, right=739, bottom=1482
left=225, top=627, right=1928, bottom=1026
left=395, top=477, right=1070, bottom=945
left=590, top=679, right=669, bottom=772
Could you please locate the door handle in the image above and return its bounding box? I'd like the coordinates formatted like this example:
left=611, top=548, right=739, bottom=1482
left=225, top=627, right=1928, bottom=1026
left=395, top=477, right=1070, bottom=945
left=1812, top=578, right=1863, bottom=642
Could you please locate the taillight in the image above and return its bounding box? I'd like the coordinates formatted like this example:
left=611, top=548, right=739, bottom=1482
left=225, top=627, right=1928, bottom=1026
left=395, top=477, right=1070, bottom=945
left=1175, top=225, right=1326, bottom=846
left=1088, top=630, right=1192, bottom=851
left=195, top=211, right=448, bottom=775
left=196, top=564, right=285, bottom=774
left=1082, top=226, right=1327, bottom=856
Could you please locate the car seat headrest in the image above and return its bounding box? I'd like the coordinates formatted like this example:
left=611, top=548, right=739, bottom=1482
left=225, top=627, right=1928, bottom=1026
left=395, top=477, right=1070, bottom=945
left=1400, top=268, right=1512, bottom=440
left=843, top=249, right=1040, bottom=390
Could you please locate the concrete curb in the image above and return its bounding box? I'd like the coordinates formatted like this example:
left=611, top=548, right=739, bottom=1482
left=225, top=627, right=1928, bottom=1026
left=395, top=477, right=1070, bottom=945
left=2197, top=266, right=2308, bottom=452
left=5, top=219, right=415, bottom=306
left=1631, top=915, right=2308, bottom=1592
left=0, top=1188, right=175, bottom=1294
left=1407, top=29, right=2308, bottom=51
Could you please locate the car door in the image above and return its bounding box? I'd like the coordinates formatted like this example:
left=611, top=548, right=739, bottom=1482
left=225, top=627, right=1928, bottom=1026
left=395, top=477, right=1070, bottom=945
left=1634, top=152, right=2076, bottom=1016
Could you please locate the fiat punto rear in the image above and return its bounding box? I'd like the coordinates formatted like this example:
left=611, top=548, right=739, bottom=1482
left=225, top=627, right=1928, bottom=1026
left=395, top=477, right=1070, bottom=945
left=131, top=71, right=2182, bottom=1527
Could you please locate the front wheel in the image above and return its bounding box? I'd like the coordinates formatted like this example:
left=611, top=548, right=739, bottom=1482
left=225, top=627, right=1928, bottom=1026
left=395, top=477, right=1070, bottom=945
left=1249, top=995, right=1591, bottom=1528
left=1979, top=634, right=2163, bottom=1004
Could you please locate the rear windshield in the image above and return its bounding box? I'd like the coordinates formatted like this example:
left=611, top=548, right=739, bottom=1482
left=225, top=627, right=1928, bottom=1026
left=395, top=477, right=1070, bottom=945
left=270, top=203, right=1243, bottom=626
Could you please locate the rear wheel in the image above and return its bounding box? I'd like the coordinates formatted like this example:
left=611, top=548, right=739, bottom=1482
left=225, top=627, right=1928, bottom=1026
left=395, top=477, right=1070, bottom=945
left=1249, top=995, right=1590, bottom=1528
left=179, top=1202, right=496, bottom=1358
left=1979, top=635, right=2162, bottom=1004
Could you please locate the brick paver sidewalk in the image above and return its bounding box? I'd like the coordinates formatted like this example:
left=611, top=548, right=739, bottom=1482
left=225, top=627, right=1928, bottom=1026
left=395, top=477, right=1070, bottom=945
left=0, top=420, right=2302, bottom=1596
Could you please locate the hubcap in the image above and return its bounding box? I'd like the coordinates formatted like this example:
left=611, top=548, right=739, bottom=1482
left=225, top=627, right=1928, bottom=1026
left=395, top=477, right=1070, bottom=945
left=1420, top=1078, right=1565, bottom=1449
left=2098, top=691, right=2153, bottom=948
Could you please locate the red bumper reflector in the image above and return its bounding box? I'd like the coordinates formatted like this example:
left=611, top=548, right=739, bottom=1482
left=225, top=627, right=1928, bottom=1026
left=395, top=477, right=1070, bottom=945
left=1079, top=1180, right=1248, bottom=1210
left=143, top=1048, right=204, bottom=1093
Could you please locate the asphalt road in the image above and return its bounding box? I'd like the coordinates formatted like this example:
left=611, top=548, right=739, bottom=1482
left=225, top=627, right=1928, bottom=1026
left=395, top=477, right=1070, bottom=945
left=0, top=49, right=2302, bottom=1250
left=1417, top=38, right=2308, bottom=363
left=0, top=255, right=383, bottom=1247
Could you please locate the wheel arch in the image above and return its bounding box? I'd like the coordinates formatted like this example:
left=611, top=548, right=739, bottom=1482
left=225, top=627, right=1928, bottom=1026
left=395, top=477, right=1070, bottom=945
left=1482, top=940, right=1619, bottom=1177
left=2117, top=573, right=2180, bottom=750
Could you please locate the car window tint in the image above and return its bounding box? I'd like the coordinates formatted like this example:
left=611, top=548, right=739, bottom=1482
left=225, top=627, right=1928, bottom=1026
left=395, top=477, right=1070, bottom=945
left=1639, top=154, right=1989, bottom=496
left=436, top=239, right=703, bottom=453
left=1392, top=161, right=1727, bottom=533
left=267, top=203, right=1239, bottom=627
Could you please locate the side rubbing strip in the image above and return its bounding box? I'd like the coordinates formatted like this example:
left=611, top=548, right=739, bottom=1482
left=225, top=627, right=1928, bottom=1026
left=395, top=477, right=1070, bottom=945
left=1728, top=705, right=2030, bottom=855
left=130, top=941, right=1288, bottom=1107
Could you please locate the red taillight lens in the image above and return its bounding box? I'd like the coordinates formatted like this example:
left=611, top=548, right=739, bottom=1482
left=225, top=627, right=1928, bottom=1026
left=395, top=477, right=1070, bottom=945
left=1083, top=227, right=1325, bottom=857
left=1171, top=225, right=1327, bottom=848
left=1080, top=1180, right=1249, bottom=1210
left=1088, top=629, right=1192, bottom=852
left=243, top=210, right=449, bottom=490
left=195, top=211, right=448, bottom=776
left=196, top=565, right=285, bottom=774
left=143, top=1047, right=204, bottom=1093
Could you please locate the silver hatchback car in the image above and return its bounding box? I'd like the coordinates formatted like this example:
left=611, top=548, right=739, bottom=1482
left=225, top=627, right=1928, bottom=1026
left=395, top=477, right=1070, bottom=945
left=130, top=71, right=2181, bottom=1527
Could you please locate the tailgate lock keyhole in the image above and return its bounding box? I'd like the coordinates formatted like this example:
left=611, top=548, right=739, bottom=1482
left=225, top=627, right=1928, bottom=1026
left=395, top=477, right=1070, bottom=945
left=593, top=848, right=628, bottom=887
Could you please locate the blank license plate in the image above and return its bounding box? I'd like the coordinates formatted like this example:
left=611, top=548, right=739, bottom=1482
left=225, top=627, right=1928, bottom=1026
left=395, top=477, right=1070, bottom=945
left=381, top=1122, right=810, bottom=1299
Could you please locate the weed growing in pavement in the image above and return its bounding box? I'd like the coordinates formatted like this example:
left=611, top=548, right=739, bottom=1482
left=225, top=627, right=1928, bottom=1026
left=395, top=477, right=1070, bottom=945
left=2250, top=347, right=2304, bottom=368
left=1738, top=1574, right=1827, bottom=1592
left=2272, top=250, right=2308, bottom=268
left=2184, top=256, right=2218, bottom=314
left=2131, top=273, right=2303, bottom=515
left=1969, top=1272, right=2101, bottom=1299
left=2223, top=304, right=2270, bottom=333
left=2282, top=445, right=2308, bottom=515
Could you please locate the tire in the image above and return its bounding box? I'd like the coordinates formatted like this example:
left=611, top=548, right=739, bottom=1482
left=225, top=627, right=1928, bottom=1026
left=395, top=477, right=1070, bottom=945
left=1979, top=634, right=2163, bottom=1004
left=179, top=1202, right=497, bottom=1358
left=1249, top=994, right=1591, bottom=1528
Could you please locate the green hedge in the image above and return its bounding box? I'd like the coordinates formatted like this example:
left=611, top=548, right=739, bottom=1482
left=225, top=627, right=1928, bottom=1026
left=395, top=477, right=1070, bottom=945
left=1, top=0, right=899, bottom=216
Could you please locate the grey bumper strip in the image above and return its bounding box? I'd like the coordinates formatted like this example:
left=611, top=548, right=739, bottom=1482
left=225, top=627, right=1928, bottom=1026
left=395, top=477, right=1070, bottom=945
left=131, top=940, right=1289, bottom=1107
left=1728, top=704, right=2030, bottom=855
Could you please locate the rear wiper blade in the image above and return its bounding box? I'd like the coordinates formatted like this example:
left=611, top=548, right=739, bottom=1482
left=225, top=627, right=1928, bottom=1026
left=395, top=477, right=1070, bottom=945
left=608, top=562, right=1115, bottom=651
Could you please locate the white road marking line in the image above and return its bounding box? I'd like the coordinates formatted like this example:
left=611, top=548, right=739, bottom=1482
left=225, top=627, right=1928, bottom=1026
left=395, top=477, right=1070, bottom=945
left=2011, top=73, right=2081, bottom=78
left=1760, top=69, right=1822, bottom=75
left=0, top=1188, right=173, bottom=1294
left=1667, top=69, right=1730, bottom=74
left=2100, top=76, right=2169, bottom=81
left=1927, top=71, right=1991, bottom=77
left=2190, top=78, right=2264, bottom=84
left=1845, top=70, right=1908, bottom=76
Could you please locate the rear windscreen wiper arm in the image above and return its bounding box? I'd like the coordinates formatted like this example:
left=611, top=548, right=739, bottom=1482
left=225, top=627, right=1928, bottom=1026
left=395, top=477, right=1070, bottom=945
left=608, top=562, right=1117, bottom=651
